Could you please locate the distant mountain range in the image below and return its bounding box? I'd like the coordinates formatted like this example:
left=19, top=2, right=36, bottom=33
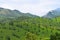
left=0, top=8, right=38, bottom=19
left=43, top=8, right=60, bottom=18
left=0, top=7, right=60, bottom=19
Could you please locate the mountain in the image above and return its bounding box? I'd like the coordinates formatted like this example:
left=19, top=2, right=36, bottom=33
left=0, top=15, right=60, bottom=40
left=0, top=8, right=60, bottom=40
left=0, top=8, right=38, bottom=19
left=43, top=8, right=60, bottom=18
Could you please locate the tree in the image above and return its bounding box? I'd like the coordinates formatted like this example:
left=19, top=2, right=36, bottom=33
left=50, top=32, right=60, bottom=40
left=25, top=32, right=38, bottom=40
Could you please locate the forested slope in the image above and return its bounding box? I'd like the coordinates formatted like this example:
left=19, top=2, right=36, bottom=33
left=0, top=16, right=60, bottom=40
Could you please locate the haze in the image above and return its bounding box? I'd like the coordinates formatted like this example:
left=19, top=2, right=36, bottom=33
left=0, top=0, right=60, bottom=16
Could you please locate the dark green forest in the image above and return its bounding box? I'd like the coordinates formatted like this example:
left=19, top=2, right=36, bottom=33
left=0, top=16, right=60, bottom=40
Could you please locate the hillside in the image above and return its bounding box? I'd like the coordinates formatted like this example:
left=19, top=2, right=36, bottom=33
left=0, top=8, right=38, bottom=19
left=43, top=8, right=60, bottom=18
left=0, top=8, right=60, bottom=40
left=0, top=8, right=39, bottom=23
left=0, top=16, right=60, bottom=40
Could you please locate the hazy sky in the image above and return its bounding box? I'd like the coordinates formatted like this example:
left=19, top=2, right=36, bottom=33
left=0, top=0, right=60, bottom=16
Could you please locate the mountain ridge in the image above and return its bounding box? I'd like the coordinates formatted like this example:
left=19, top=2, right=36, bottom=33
left=43, top=8, right=60, bottom=18
left=0, top=7, right=38, bottom=19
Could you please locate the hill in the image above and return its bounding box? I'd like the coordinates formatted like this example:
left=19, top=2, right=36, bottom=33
left=0, top=7, right=39, bottom=22
left=0, top=8, right=60, bottom=40
left=0, top=8, right=38, bottom=19
left=43, top=8, right=60, bottom=18
left=0, top=16, right=60, bottom=40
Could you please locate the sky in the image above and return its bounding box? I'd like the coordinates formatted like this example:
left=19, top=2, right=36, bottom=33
left=0, top=0, right=60, bottom=16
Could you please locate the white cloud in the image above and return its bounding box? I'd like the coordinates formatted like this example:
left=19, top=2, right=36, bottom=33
left=10, top=0, right=20, bottom=2
left=0, top=0, right=60, bottom=16
left=0, top=4, right=14, bottom=10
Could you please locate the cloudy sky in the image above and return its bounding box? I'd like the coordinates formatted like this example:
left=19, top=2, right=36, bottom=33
left=0, top=0, right=60, bottom=16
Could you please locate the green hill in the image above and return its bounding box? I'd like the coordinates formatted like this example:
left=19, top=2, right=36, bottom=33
left=0, top=8, right=38, bottom=19
left=43, top=8, right=60, bottom=18
left=0, top=8, right=60, bottom=40
left=0, top=16, right=60, bottom=40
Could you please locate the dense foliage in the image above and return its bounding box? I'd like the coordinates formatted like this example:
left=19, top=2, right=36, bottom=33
left=0, top=16, right=60, bottom=40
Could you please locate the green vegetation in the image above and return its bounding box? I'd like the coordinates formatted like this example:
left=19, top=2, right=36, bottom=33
left=0, top=8, right=38, bottom=19
left=50, top=32, right=60, bottom=40
left=0, top=16, right=60, bottom=40
left=0, top=8, right=60, bottom=40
